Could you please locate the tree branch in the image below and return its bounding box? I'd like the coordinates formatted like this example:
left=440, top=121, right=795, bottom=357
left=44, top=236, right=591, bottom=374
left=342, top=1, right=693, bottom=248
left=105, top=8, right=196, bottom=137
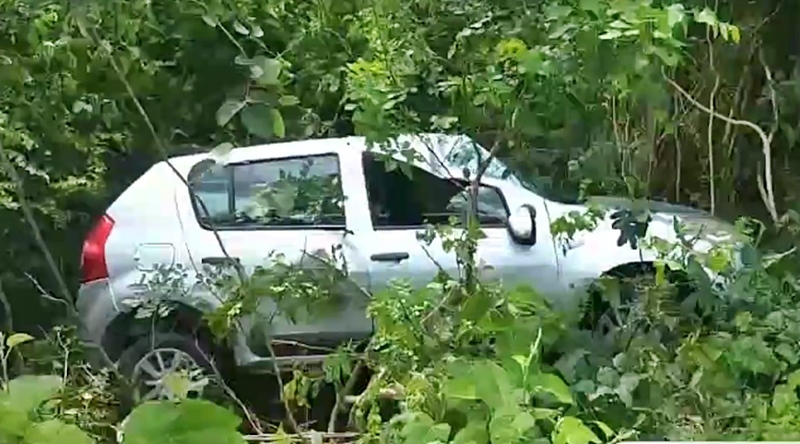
left=663, top=73, right=779, bottom=224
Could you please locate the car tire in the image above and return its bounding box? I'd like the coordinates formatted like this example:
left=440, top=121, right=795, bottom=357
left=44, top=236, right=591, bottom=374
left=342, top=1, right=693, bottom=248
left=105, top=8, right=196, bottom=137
left=581, top=268, right=693, bottom=338
left=117, top=331, right=226, bottom=413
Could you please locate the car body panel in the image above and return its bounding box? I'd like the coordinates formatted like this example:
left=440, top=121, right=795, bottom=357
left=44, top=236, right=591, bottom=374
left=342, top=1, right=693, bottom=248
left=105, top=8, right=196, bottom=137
left=77, top=134, right=736, bottom=368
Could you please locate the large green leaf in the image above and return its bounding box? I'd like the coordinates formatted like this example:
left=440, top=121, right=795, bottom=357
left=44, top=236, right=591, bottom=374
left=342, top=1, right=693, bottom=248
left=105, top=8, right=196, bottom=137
left=399, top=413, right=451, bottom=444
left=552, top=416, right=600, bottom=444
left=0, top=402, right=30, bottom=440
left=1, top=375, right=62, bottom=414
left=489, top=407, right=537, bottom=443
left=251, top=56, right=282, bottom=86
left=530, top=373, right=574, bottom=405
left=240, top=103, right=275, bottom=139
left=122, top=399, right=245, bottom=444
left=24, top=420, right=94, bottom=444
left=472, top=360, right=516, bottom=409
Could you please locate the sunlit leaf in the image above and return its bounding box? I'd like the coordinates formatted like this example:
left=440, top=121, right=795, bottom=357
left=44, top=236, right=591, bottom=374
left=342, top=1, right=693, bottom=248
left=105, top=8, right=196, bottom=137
left=271, top=108, right=285, bottom=138
left=666, top=3, right=686, bottom=28
left=1, top=375, right=62, bottom=414
left=278, top=95, right=300, bottom=107
left=531, top=372, right=574, bottom=405
left=232, top=21, right=249, bottom=35
left=553, top=416, right=600, bottom=444
left=122, top=399, right=245, bottom=444
left=6, top=332, right=34, bottom=349
left=25, top=420, right=94, bottom=444
left=695, top=7, right=717, bottom=27
left=201, top=15, right=217, bottom=27
left=598, top=29, right=622, bottom=40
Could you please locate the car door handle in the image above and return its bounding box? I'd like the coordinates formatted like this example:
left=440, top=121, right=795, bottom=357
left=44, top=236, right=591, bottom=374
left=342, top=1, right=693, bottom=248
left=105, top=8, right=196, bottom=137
left=201, top=256, right=241, bottom=266
left=370, top=252, right=410, bottom=262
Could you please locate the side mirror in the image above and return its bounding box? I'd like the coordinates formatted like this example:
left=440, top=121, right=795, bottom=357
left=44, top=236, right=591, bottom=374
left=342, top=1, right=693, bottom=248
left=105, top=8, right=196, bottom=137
left=508, top=204, right=537, bottom=245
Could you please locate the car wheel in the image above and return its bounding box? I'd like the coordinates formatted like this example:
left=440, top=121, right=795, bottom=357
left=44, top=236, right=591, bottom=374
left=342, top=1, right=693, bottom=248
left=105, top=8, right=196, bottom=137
left=117, top=331, right=224, bottom=411
left=581, top=269, right=690, bottom=339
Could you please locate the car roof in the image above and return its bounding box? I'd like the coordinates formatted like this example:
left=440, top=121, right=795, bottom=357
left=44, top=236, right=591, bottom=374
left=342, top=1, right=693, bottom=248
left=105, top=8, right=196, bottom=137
left=164, top=133, right=475, bottom=179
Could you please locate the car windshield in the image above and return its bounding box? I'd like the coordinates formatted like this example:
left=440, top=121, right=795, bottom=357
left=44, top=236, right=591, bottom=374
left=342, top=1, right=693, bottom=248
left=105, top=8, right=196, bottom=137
left=443, top=138, right=580, bottom=204
left=442, top=138, right=520, bottom=183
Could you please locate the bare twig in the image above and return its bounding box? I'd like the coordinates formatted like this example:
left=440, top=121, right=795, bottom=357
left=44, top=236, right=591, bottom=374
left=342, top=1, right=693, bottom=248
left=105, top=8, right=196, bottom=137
left=327, top=361, right=364, bottom=433
left=705, top=22, right=720, bottom=215
left=664, top=73, right=779, bottom=224
left=0, top=278, right=13, bottom=333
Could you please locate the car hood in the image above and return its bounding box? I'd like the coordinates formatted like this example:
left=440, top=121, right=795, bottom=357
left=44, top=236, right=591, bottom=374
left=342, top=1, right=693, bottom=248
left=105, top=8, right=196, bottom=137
left=584, top=196, right=709, bottom=217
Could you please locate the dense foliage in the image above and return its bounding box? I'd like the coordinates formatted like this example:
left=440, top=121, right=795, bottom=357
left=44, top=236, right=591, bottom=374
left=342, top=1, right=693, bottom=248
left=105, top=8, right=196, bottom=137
left=2, top=0, right=800, bottom=442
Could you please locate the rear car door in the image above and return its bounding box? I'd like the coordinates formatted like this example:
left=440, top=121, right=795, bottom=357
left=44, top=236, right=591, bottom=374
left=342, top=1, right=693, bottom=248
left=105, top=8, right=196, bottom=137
left=175, top=149, right=372, bottom=360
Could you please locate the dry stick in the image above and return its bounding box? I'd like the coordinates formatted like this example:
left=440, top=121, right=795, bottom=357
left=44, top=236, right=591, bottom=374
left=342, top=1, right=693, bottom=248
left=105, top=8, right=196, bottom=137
left=327, top=361, right=363, bottom=433
left=0, top=278, right=13, bottom=333
left=0, top=278, right=23, bottom=377
left=75, top=19, right=297, bottom=433
left=664, top=74, right=779, bottom=224
left=705, top=23, right=720, bottom=216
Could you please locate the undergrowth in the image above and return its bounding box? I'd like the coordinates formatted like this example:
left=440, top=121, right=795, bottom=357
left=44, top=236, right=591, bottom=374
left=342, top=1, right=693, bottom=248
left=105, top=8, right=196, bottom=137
left=3, top=209, right=800, bottom=444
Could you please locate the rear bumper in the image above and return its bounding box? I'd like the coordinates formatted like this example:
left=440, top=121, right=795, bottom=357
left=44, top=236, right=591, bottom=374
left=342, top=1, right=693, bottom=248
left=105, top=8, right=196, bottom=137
left=76, top=279, right=119, bottom=368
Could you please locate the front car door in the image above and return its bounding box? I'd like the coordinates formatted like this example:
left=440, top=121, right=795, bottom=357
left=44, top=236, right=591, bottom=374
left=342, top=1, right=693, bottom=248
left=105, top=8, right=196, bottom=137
left=176, top=148, right=372, bottom=363
left=356, top=151, right=557, bottom=298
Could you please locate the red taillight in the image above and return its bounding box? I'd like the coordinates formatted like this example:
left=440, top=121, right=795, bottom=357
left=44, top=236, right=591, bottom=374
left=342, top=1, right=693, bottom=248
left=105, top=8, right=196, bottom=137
left=80, top=214, right=115, bottom=283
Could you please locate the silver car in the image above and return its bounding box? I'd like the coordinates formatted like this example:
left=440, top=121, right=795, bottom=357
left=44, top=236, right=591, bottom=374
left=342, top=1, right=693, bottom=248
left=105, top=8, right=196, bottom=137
left=76, top=134, right=736, bottom=403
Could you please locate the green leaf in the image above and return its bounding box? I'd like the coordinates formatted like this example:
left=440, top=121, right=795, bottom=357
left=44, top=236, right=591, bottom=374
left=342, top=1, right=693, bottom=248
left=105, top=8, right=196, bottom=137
left=0, top=402, right=30, bottom=439
left=666, top=3, right=686, bottom=28
left=399, top=413, right=451, bottom=444
left=122, top=399, right=245, bottom=444
left=614, top=373, right=642, bottom=407
left=531, top=373, right=573, bottom=405
left=216, top=99, right=246, bottom=126
left=201, top=15, right=218, bottom=27
left=1, top=375, right=62, bottom=414
left=578, top=0, right=600, bottom=13
left=24, top=420, right=94, bottom=444
left=451, top=422, right=489, bottom=444
left=6, top=332, right=34, bottom=349
left=489, top=408, right=537, bottom=443
left=598, top=29, right=622, bottom=40
left=251, top=56, right=282, bottom=86
left=729, top=25, right=741, bottom=43
left=444, top=375, right=479, bottom=400
left=591, top=421, right=614, bottom=439
left=240, top=104, right=274, bottom=139
left=278, top=95, right=300, bottom=107
left=233, top=21, right=249, bottom=35
left=473, top=360, right=515, bottom=409
left=695, top=7, right=717, bottom=27
left=271, top=108, right=285, bottom=138
left=553, top=416, right=600, bottom=444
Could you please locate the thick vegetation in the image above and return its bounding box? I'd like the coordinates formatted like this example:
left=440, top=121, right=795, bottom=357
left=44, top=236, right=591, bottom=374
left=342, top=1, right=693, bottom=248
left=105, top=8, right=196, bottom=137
left=1, top=0, right=800, bottom=442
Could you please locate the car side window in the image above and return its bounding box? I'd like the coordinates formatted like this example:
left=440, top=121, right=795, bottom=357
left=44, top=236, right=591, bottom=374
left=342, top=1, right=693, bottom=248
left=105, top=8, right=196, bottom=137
left=362, top=153, right=508, bottom=228
left=188, top=154, right=346, bottom=229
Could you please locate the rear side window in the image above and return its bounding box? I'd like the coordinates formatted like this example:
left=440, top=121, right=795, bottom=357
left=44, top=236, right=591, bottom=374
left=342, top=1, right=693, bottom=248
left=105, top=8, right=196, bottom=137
left=188, top=154, right=345, bottom=229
